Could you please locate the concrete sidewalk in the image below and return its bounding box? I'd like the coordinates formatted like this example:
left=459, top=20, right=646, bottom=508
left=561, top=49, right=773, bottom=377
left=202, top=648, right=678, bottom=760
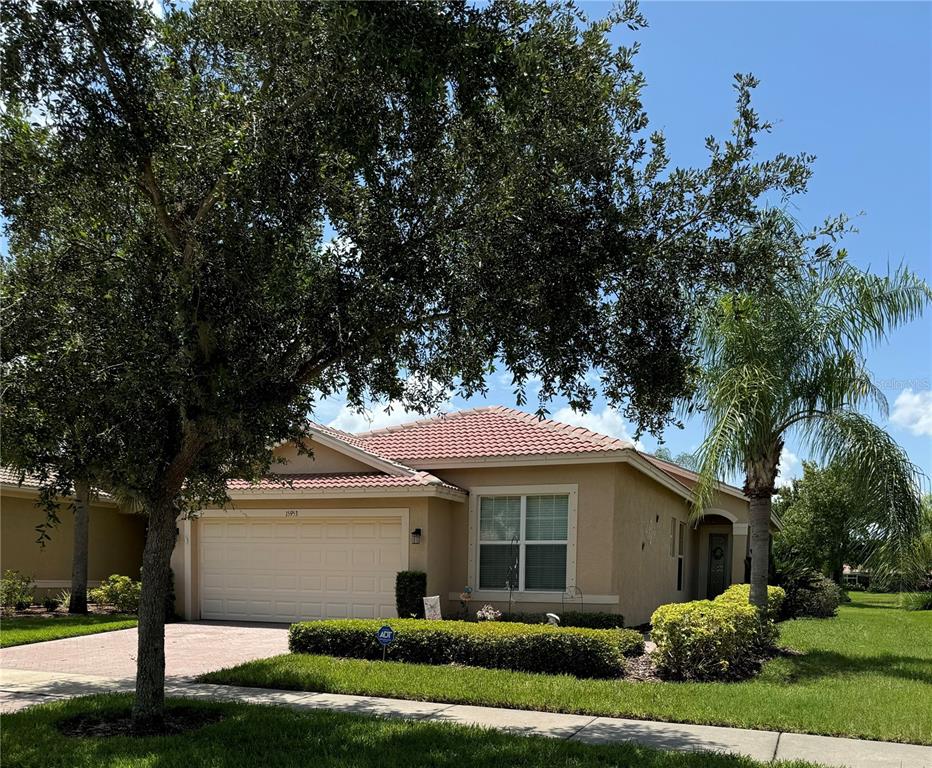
left=2, top=668, right=930, bottom=768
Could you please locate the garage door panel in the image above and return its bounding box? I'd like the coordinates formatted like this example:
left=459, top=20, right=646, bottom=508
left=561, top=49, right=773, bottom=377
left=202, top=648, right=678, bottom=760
left=324, top=550, right=349, bottom=567
left=299, top=524, right=324, bottom=539
left=352, top=576, right=377, bottom=593
left=200, top=515, right=403, bottom=622
left=325, top=523, right=350, bottom=539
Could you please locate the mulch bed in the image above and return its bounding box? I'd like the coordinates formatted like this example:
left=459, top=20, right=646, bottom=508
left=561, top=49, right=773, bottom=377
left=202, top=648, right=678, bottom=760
left=57, top=707, right=225, bottom=738
left=625, top=651, right=663, bottom=682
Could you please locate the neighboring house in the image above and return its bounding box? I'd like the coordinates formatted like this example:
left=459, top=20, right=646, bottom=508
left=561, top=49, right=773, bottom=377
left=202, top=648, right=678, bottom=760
left=172, top=406, right=780, bottom=626
left=0, top=468, right=146, bottom=598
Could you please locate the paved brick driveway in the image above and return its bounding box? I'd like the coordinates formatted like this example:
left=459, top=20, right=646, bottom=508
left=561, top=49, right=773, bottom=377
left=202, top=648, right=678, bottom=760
left=0, top=622, right=289, bottom=680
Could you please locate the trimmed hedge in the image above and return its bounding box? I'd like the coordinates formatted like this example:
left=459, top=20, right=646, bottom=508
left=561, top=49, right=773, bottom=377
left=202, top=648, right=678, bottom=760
left=395, top=571, right=427, bottom=619
left=499, top=610, right=626, bottom=630
left=650, top=600, right=760, bottom=681
left=289, top=619, right=629, bottom=678
left=715, top=584, right=786, bottom=623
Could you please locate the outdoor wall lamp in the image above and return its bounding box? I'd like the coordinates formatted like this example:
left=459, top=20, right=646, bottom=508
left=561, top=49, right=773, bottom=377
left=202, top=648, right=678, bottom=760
left=410, top=528, right=422, bottom=544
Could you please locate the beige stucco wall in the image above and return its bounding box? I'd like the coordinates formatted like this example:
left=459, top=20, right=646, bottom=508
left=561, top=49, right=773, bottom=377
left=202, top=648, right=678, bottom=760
left=430, top=463, right=618, bottom=617
left=271, top=441, right=374, bottom=474
left=611, top=464, right=699, bottom=626
left=0, top=491, right=146, bottom=595
left=430, top=461, right=749, bottom=626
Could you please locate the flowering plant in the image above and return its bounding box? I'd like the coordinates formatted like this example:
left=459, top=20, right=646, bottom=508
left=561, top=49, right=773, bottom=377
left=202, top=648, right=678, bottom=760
left=476, top=604, right=501, bottom=622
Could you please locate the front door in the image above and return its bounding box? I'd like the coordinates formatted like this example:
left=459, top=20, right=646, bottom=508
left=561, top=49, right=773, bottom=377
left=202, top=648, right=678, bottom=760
left=707, top=533, right=730, bottom=598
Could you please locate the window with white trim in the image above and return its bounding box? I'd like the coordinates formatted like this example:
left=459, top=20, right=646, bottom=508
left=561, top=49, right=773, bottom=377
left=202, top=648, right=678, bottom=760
left=478, top=494, right=569, bottom=591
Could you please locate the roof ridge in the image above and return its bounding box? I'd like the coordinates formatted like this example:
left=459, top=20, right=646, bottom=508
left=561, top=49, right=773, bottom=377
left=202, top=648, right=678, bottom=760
left=493, top=405, right=632, bottom=449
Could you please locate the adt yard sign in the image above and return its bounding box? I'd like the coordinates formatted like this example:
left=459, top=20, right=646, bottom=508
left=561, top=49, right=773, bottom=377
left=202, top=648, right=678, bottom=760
left=376, top=625, right=395, bottom=660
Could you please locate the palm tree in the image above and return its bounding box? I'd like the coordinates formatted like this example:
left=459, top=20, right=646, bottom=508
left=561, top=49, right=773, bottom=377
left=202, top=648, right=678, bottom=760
left=690, top=232, right=930, bottom=612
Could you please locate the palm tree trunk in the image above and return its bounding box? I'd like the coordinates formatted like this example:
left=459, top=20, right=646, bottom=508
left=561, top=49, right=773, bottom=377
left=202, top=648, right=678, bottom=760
left=68, top=479, right=91, bottom=614
left=748, top=492, right=773, bottom=611
left=132, top=496, right=178, bottom=731
left=745, top=448, right=780, bottom=614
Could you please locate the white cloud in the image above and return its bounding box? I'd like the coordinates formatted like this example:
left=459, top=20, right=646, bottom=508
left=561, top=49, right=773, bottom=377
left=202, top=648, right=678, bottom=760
left=775, top=446, right=802, bottom=489
left=890, top=388, right=932, bottom=436
left=325, top=376, right=453, bottom=434
left=327, top=403, right=429, bottom=434
left=551, top=406, right=643, bottom=449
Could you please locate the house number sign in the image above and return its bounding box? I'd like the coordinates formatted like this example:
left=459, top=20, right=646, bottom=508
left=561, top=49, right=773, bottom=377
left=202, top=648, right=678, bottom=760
left=284, top=510, right=299, bottom=518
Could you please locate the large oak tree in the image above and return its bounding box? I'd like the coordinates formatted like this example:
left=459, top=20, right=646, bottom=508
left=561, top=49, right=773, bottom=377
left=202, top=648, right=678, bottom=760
left=2, top=0, right=812, bottom=726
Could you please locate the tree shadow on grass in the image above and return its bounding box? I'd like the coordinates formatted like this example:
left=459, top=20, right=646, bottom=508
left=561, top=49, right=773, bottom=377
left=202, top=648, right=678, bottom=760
left=777, top=650, right=932, bottom=685
left=4, top=695, right=759, bottom=768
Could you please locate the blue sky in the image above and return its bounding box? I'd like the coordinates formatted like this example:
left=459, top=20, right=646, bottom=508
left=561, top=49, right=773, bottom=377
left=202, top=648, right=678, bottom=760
left=320, top=1, right=932, bottom=484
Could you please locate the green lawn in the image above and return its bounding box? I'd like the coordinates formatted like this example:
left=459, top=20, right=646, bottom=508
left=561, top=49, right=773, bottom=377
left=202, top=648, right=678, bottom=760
left=0, top=694, right=822, bottom=768
left=0, top=614, right=137, bottom=647
left=201, top=593, right=931, bottom=745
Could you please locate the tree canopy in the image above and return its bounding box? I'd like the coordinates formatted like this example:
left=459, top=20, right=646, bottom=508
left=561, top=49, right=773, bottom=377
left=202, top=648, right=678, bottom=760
left=774, top=460, right=880, bottom=582
left=2, top=0, right=816, bottom=722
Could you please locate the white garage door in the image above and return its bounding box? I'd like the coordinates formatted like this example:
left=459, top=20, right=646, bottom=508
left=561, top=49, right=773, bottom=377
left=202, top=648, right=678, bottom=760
left=199, top=514, right=404, bottom=622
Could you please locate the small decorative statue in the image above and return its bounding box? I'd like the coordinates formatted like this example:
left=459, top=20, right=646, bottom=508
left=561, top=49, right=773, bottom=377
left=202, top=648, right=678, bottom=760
left=546, top=612, right=561, bottom=626
left=459, top=585, right=473, bottom=620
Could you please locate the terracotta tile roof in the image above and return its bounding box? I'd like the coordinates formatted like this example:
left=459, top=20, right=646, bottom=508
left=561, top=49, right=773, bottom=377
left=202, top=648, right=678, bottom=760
left=640, top=453, right=746, bottom=498
left=227, top=471, right=463, bottom=492
left=355, top=405, right=633, bottom=462
left=310, top=422, right=369, bottom=450
left=0, top=467, right=41, bottom=488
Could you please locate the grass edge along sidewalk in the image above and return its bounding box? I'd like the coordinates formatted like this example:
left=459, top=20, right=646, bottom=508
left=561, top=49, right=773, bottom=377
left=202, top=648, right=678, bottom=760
left=0, top=693, right=827, bottom=768
left=200, top=593, right=932, bottom=745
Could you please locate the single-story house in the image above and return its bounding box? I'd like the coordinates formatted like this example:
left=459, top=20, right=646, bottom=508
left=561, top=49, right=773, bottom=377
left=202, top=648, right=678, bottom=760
left=1, top=406, right=779, bottom=625
left=173, top=406, right=779, bottom=626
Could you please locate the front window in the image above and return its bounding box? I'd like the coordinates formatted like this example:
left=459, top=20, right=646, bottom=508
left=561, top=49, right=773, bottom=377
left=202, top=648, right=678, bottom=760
left=478, top=494, right=568, bottom=591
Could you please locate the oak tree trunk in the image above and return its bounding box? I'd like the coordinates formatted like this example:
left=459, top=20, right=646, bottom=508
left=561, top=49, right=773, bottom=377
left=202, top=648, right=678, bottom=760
left=68, top=479, right=91, bottom=614
left=132, top=498, right=178, bottom=731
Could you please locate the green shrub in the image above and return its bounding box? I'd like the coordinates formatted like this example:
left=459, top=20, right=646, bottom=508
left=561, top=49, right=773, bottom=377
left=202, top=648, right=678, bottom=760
left=650, top=599, right=760, bottom=681
left=1, top=570, right=35, bottom=610
left=715, top=584, right=786, bottom=623
left=780, top=570, right=843, bottom=618
left=42, top=594, right=61, bottom=612
left=902, top=591, right=932, bottom=611
left=89, top=574, right=141, bottom=613
left=613, top=628, right=646, bottom=657
left=289, top=618, right=629, bottom=678
left=395, top=571, right=427, bottom=619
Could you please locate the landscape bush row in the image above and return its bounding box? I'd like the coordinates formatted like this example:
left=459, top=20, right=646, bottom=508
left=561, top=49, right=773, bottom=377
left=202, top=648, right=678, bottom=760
left=289, top=618, right=644, bottom=678
left=1, top=569, right=175, bottom=618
